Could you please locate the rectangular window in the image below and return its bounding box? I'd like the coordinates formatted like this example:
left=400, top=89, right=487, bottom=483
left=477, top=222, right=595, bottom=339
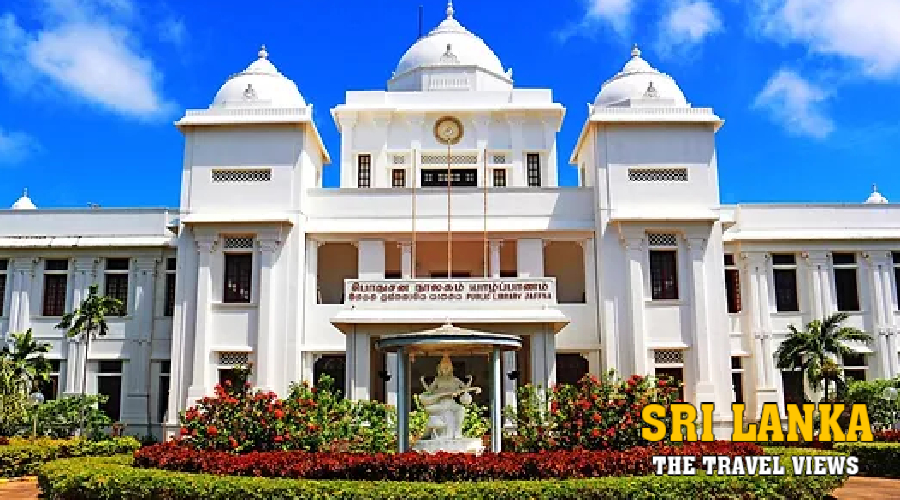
left=157, top=361, right=170, bottom=423
left=492, top=169, right=507, bottom=187
left=223, top=253, right=253, bottom=303
left=842, top=353, right=867, bottom=382
left=526, top=153, right=541, bottom=187
left=649, top=250, right=678, bottom=300
left=731, top=357, right=745, bottom=404
left=724, top=254, right=741, bottom=313
left=391, top=168, right=406, bottom=188
left=357, top=154, right=371, bottom=188
left=97, top=361, right=122, bottom=422
left=421, top=169, right=477, bottom=187
left=42, top=259, right=69, bottom=317
left=782, top=370, right=804, bottom=406
left=772, top=253, right=799, bottom=312
left=893, top=252, right=899, bottom=310
left=0, top=258, right=6, bottom=316
left=164, top=258, right=176, bottom=316
left=104, top=258, right=129, bottom=314
left=40, top=359, right=61, bottom=401
left=833, top=252, right=860, bottom=312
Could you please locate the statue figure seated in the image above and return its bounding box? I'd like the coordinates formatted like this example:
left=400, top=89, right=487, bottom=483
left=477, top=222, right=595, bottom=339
left=418, top=354, right=481, bottom=441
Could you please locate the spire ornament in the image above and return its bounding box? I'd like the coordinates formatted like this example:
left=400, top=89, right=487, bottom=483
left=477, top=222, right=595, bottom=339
left=258, top=44, right=268, bottom=59
left=447, top=0, right=454, bottom=19
left=631, top=43, right=641, bottom=58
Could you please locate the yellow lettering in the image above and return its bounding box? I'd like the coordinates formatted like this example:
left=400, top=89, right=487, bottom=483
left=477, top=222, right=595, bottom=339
left=671, top=403, right=697, bottom=442
left=819, top=404, right=846, bottom=441
left=785, top=404, right=815, bottom=442
left=700, top=403, right=715, bottom=441
left=731, top=404, right=757, bottom=441
left=846, top=404, right=874, bottom=442
left=641, top=404, right=667, bottom=442
left=757, top=403, right=785, bottom=442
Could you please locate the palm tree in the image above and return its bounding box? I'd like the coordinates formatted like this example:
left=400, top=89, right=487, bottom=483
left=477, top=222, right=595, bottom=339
left=55, top=284, right=124, bottom=435
left=776, top=312, right=872, bottom=402
left=1, top=328, right=52, bottom=395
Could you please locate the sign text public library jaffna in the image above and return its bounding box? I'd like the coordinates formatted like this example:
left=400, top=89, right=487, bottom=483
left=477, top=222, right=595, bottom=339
left=345, top=279, right=557, bottom=305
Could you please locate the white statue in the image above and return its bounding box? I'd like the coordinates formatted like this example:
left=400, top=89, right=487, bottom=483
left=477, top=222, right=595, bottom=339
left=414, top=354, right=484, bottom=453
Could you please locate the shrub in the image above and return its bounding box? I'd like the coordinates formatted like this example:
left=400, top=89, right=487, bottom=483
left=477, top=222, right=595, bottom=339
left=40, top=453, right=847, bottom=500
left=506, top=371, right=680, bottom=451
left=835, top=442, right=900, bottom=477
left=134, top=441, right=763, bottom=481
left=179, top=376, right=395, bottom=453
left=25, top=394, right=113, bottom=440
left=0, top=436, right=139, bottom=477
left=844, top=377, right=900, bottom=429
left=0, top=358, right=28, bottom=437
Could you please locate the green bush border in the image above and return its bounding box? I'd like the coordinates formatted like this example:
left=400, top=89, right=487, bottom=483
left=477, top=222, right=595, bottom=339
left=38, top=449, right=847, bottom=500
left=1, top=436, right=140, bottom=478
left=835, top=442, right=900, bottom=478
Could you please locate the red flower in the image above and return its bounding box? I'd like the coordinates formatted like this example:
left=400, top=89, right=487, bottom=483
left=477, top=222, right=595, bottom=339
left=207, top=425, right=218, bottom=436
left=180, top=427, right=188, bottom=436
left=273, top=409, right=285, bottom=419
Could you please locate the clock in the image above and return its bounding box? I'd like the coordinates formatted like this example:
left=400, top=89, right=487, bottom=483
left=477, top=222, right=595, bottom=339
left=434, top=116, right=463, bottom=145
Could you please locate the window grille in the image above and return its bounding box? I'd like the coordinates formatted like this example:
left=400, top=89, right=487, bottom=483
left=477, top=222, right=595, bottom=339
left=628, top=168, right=688, bottom=182
left=421, top=154, right=478, bottom=165
left=647, top=233, right=677, bottom=247
left=492, top=169, right=507, bottom=187
left=357, top=154, right=371, bottom=188
left=654, top=349, right=684, bottom=365
left=223, top=237, right=254, bottom=250
left=526, top=153, right=541, bottom=187
left=218, top=352, right=249, bottom=366
left=211, top=169, right=271, bottom=183
left=492, top=154, right=508, bottom=164
left=392, top=155, right=407, bottom=165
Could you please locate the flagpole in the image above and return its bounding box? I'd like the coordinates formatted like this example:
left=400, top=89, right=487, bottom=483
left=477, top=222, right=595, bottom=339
left=447, top=142, right=452, bottom=279
left=483, top=148, right=488, bottom=278
left=411, top=148, right=417, bottom=279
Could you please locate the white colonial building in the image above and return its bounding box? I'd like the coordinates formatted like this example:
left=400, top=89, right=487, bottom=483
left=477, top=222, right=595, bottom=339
left=1, top=3, right=899, bottom=437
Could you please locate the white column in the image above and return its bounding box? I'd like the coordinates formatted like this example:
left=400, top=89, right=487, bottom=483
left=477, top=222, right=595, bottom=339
left=516, top=239, right=543, bottom=278
left=582, top=238, right=597, bottom=306
left=624, top=237, right=647, bottom=375
left=123, top=258, right=156, bottom=421
left=806, top=252, right=830, bottom=319
left=338, top=115, right=357, bottom=188
left=64, top=258, right=96, bottom=395
left=385, top=352, right=398, bottom=406
left=866, top=253, right=891, bottom=378
left=502, top=351, right=516, bottom=427
left=743, top=252, right=780, bottom=418
left=686, top=237, right=717, bottom=403
left=187, top=236, right=216, bottom=404
left=508, top=116, right=524, bottom=187
left=255, top=237, right=280, bottom=392
left=345, top=331, right=371, bottom=401
left=542, top=119, right=559, bottom=187
left=880, top=258, right=899, bottom=377
left=400, top=242, right=413, bottom=279
left=7, top=258, right=35, bottom=337
left=358, top=240, right=385, bottom=279
left=489, top=240, right=502, bottom=278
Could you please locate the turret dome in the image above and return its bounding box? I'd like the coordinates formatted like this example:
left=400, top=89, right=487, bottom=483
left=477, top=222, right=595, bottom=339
left=212, top=46, right=306, bottom=108
left=594, top=45, right=688, bottom=108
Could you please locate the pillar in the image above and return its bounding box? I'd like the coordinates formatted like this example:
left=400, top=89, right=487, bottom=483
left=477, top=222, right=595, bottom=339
left=256, top=237, right=280, bottom=392
left=64, top=258, right=97, bottom=396
left=489, top=240, right=502, bottom=278
left=385, top=352, right=399, bottom=406
left=400, top=242, right=413, bottom=279
left=358, top=240, right=385, bottom=280
left=187, top=235, right=216, bottom=404
left=743, top=252, right=779, bottom=418
left=686, top=237, right=717, bottom=404
left=490, top=348, right=502, bottom=452
left=806, top=252, right=830, bottom=319
left=338, top=115, right=357, bottom=188
left=508, top=116, right=524, bottom=187
left=396, top=347, right=409, bottom=452
left=345, top=330, right=371, bottom=401
left=7, top=258, right=35, bottom=338
left=501, top=351, right=516, bottom=427
left=624, top=237, right=647, bottom=375
left=123, top=258, right=156, bottom=422
left=542, top=119, right=559, bottom=187
left=516, top=239, right=543, bottom=278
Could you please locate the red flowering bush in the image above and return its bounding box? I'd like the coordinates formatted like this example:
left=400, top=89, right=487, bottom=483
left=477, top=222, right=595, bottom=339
left=875, top=429, right=900, bottom=442
left=506, top=371, right=681, bottom=451
left=178, top=376, right=395, bottom=453
left=135, top=440, right=763, bottom=481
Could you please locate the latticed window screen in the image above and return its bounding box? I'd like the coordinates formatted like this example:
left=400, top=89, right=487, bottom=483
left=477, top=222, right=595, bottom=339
left=628, top=168, right=688, bottom=182
left=492, top=153, right=508, bottom=164
left=218, top=352, right=250, bottom=366
left=357, top=154, right=371, bottom=188
left=420, top=154, right=478, bottom=165
left=654, top=349, right=685, bottom=365
left=223, top=237, right=254, bottom=250
left=526, top=153, right=541, bottom=187
left=392, top=155, right=407, bottom=165
left=211, top=169, right=272, bottom=183
left=647, top=233, right=677, bottom=247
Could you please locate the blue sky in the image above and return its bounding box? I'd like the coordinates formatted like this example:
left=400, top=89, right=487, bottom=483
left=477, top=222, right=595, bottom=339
left=2, top=0, right=899, bottom=208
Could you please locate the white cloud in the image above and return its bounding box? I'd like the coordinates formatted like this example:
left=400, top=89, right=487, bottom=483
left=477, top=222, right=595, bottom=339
left=0, top=0, right=175, bottom=119
left=659, top=1, right=722, bottom=48
left=0, top=128, right=39, bottom=165
left=754, top=0, right=900, bottom=78
left=555, top=0, right=639, bottom=41
left=753, top=69, right=835, bottom=139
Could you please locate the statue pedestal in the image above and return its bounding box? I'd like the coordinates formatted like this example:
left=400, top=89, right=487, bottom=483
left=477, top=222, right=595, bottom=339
left=412, top=437, right=485, bottom=455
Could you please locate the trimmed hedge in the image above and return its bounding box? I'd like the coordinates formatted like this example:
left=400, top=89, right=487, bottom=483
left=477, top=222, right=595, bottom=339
left=38, top=451, right=847, bottom=500
left=835, top=442, right=900, bottom=478
left=0, top=436, right=140, bottom=478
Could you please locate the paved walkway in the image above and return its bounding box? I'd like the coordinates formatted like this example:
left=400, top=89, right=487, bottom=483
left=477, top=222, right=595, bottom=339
left=2, top=475, right=900, bottom=499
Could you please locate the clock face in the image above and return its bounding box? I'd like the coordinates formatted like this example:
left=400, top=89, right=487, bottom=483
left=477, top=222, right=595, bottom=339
left=434, top=116, right=463, bottom=145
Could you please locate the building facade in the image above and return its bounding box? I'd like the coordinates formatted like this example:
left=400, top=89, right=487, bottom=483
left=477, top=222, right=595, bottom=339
left=1, top=4, right=899, bottom=437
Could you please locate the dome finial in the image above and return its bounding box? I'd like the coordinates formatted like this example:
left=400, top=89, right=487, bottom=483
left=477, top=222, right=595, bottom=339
left=22, top=188, right=27, bottom=197
left=865, top=183, right=889, bottom=204
left=258, top=44, right=268, bottom=60
left=631, top=43, right=641, bottom=58
left=447, top=0, right=454, bottom=18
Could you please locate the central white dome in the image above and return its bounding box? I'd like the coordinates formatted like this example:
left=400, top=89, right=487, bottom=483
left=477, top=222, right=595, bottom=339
left=594, top=45, right=687, bottom=107
left=212, top=46, right=306, bottom=108
left=393, top=2, right=507, bottom=79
